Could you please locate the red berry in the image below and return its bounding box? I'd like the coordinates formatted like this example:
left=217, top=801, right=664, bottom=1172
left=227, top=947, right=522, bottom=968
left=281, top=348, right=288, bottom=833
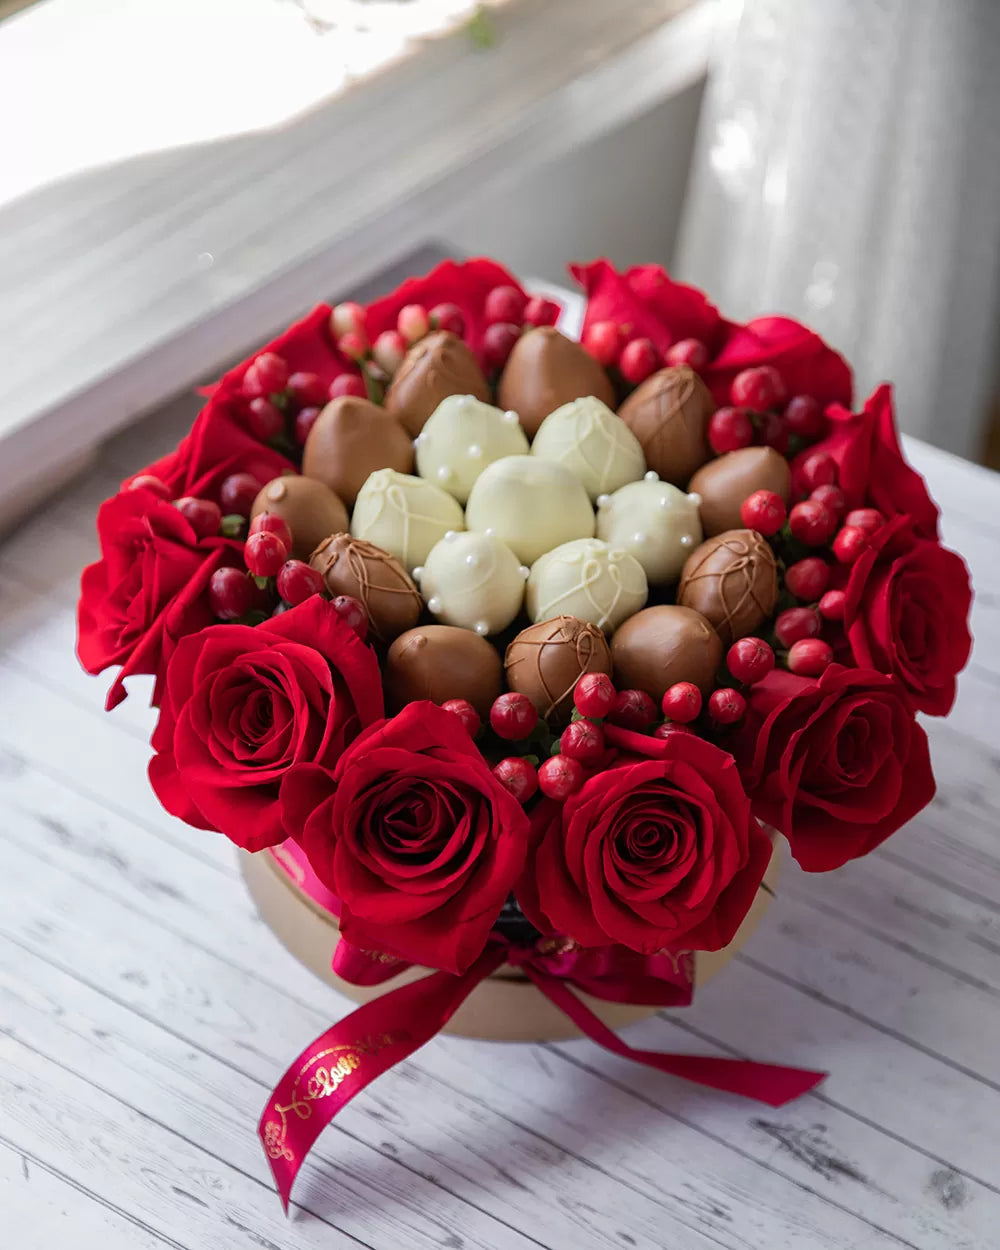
left=331, top=594, right=368, bottom=640
left=582, top=321, right=621, bottom=366
left=665, top=338, right=709, bottom=370
left=797, top=450, right=838, bottom=493
left=484, top=285, right=528, bottom=326
left=708, top=687, right=747, bottom=724
left=818, top=589, right=846, bottom=621
left=653, top=721, right=694, bottom=739
left=606, top=689, right=658, bottom=731
left=844, top=507, right=886, bottom=536
left=775, top=607, right=822, bottom=648
left=330, top=302, right=367, bottom=339
left=493, top=756, right=538, bottom=803
left=731, top=365, right=786, bottom=411
left=174, top=496, right=222, bottom=539
left=429, top=303, right=466, bottom=336
left=329, top=374, right=367, bottom=400
left=482, top=322, right=521, bottom=372
left=537, top=755, right=585, bottom=800
left=127, top=474, right=171, bottom=500
left=788, top=499, right=837, bottom=546
left=249, top=511, right=293, bottom=551
left=287, top=371, right=327, bottom=407
left=832, top=525, right=869, bottom=565
left=397, top=303, right=429, bottom=343
left=372, top=329, right=406, bottom=374
left=727, top=637, right=775, bottom=685
left=219, top=472, right=261, bottom=518
left=523, top=296, right=560, bottom=327
left=560, top=720, right=605, bottom=766
left=708, top=407, right=754, bottom=454
left=251, top=352, right=289, bottom=396
left=489, top=692, right=539, bottom=741
left=660, top=681, right=702, bottom=723
left=337, top=331, right=369, bottom=362
left=441, top=698, right=480, bottom=736
left=787, top=637, right=833, bottom=676
left=810, top=483, right=846, bottom=519
left=784, top=394, right=824, bottom=439
left=740, top=489, right=787, bottom=536
left=784, top=556, right=830, bottom=601
left=294, top=406, right=322, bottom=446
left=208, top=567, right=255, bottom=620
left=757, top=411, right=790, bottom=455
left=276, top=559, right=324, bottom=605
left=247, top=397, right=285, bottom=442
left=244, top=530, right=288, bottom=577
left=619, top=337, right=660, bottom=385
left=573, top=672, right=616, bottom=719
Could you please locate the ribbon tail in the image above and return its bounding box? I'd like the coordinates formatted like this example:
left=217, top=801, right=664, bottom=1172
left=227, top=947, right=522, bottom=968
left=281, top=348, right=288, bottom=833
left=259, top=945, right=506, bottom=1212
left=523, top=965, right=825, bottom=1107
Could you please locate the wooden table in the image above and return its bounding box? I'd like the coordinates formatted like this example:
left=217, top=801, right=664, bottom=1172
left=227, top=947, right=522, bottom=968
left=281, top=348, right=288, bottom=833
left=1, top=338, right=999, bottom=1247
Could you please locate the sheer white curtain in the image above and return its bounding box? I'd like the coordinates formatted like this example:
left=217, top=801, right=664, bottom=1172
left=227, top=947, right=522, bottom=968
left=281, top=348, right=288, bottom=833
left=676, top=0, right=1000, bottom=459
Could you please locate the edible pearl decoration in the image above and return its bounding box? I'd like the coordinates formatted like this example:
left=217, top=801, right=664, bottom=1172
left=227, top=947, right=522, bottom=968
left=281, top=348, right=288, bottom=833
left=415, top=530, right=529, bottom=635
left=414, top=394, right=529, bottom=503
left=530, top=396, right=646, bottom=500
left=596, top=478, right=703, bottom=585
left=525, top=538, right=648, bottom=633
left=350, top=469, right=464, bottom=571
left=465, top=455, right=595, bottom=565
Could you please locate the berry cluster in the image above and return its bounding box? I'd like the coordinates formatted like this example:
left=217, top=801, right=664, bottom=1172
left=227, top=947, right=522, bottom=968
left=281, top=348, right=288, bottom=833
left=581, top=323, right=709, bottom=385
left=241, top=350, right=332, bottom=449
left=708, top=368, right=824, bottom=458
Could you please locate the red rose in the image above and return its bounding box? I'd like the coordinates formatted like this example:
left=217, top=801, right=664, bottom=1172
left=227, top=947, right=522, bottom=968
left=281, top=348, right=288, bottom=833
left=813, top=385, right=939, bottom=537
left=572, top=259, right=724, bottom=357
left=703, top=316, right=853, bottom=409
left=731, top=666, right=935, bottom=872
left=149, top=597, right=382, bottom=851
left=519, top=729, right=771, bottom=954
left=843, top=517, right=972, bottom=716
left=77, top=487, right=240, bottom=709
left=285, top=702, right=531, bottom=974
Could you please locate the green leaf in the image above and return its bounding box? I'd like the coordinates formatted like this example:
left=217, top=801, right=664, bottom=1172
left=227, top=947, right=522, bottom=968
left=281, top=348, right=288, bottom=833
left=252, top=575, right=271, bottom=591
left=466, top=5, right=495, bottom=49
left=219, top=514, right=247, bottom=538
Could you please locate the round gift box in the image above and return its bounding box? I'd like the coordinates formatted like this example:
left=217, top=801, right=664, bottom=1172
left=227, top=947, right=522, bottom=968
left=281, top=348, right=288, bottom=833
left=241, top=838, right=780, bottom=1042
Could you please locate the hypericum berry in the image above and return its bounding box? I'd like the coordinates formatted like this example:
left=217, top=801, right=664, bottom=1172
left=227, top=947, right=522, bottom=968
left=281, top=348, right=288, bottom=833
left=247, top=397, right=285, bottom=442
left=731, top=366, right=786, bottom=411
left=537, top=755, right=585, bottom=800
left=775, top=606, right=822, bottom=648
left=244, top=352, right=289, bottom=398
left=653, top=721, right=694, bottom=739
left=244, top=530, right=288, bottom=577
left=666, top=338, right=709, bottom=370
left=219, top=473, right=261, bottom=518
left=397, top=303, right=429, bottom=343
left=810, top=483, right=846, bottom=519
left=429, top=302, right=465, bottom=336
left=441, top=698, right=480, bottom=736
left=709, top=407, right=754, bottom=454
left=482, top=322, right=521, bottom=371
left=708, top=687, right=747, bottom=725
left=796, top=450, right=838, bottom=492
left=788, top=637, right=833, bottom=676
left=294, top=406, right=322, bottom=446
left=330, top=302, right=367, bottom=339
left=660, top=681, right=702, bottom=723
left=208, top=567, right=255, bottom=620
left=329, top=374, right=367, bottom=400
left=287, top=371, right=327, bottom=407
left=727, top=637, right=775, bottom=685
left=127, top=474, right=171, bottom=499
left=489, top=692, right=539, bottom=741
left=757, top=411, right=790, bottom=455
left=573, top=672, right=616, bottom=719
left=582, top=321, right=621, bottom=366
left=740, top=489, right=787, bottom=536
left=372, top=329, right=407, bottom=374
left=276, top=559, right=325, bottom=606
left=484, top=285, right=528, bottom=326
left=818, top=588, right=846, bottom=621
left=784, top=556, right=830, bottom=601
left=337, top=331, right=369, bottom=362
left=523, top=295, right=560, bottom=327
left=832, top=525, right=869, bottom=565
left=788, top=499, right=837, bottom=546
left=844, top=507, right=886, bottom=536
left=493, top=756, right=538, bottom=802
left=331, top=594, right=368, bottom=640
left=560, top=719, right=605, bottom=766
left=607, top=689, right=658, bottom=731
left=784, top=394, right=824, bottom=439
left=249, top=511, right=293, bottom=551
left=619, top=337, right=660, bottom=385
left=174, top=496, right=222, bottom=539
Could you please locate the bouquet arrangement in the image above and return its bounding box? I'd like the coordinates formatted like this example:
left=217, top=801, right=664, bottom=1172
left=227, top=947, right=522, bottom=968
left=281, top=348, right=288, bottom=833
left=78, top=258, right=972, bottom=1209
